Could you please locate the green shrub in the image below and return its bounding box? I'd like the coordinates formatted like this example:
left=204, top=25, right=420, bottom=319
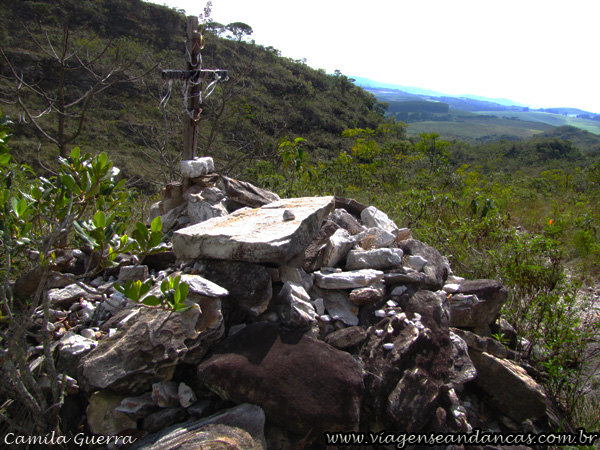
left=115, top=275, right=190, bottom=312
left=0, top=110, right=178, bottom=437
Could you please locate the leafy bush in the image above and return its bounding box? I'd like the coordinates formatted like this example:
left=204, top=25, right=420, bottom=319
left=252, top=126, right=600, bottom=429
left=0, top=136, right=132, bottom=434
left=0, top=110, right=181, bottom=436
left=116, top=275, right=190, bottom=312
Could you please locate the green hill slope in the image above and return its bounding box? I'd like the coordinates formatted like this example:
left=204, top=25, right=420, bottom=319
left=475, top=111, right=600, bottom=135
left=537, top=125, right=600, bottom=154
left=360, top=84, right=600, bottom=141
left=406, top=118, right=553, bottom=143
left=0, top=0, right=386, bottom=188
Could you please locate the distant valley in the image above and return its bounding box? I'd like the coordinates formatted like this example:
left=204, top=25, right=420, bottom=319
left=352, top=76, right=600, bottom=142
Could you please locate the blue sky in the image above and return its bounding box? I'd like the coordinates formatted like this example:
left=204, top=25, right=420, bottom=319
left=146, top=0, right=599, bottom=113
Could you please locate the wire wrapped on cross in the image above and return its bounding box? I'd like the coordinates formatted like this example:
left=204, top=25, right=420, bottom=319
left=160, top=69, right=228, bottom=121
left=159, top=14, right=228, bottom=122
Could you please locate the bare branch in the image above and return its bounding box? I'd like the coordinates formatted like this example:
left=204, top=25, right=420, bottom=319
left=4, top=23, right=157, bottom=156
left=64, top=90, right=93, bottom=145
left=22, top=24, right=59, bottom=60
left=15, top=84, right=59, bottom=146
left=36, top=144, right=57, bottom=176
left=72, top=37, right=115, bottom=72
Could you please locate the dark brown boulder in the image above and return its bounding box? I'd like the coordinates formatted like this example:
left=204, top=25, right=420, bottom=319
left=449, top=279, right=508, bottom=331
left=197, top=322, right=364, bottom=435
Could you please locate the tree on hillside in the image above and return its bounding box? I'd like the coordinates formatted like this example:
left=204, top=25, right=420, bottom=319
left=226, top=22, right=253, bottom=42
left=206, top=21, right=227, bottom=37
left=0, top=24, right=155, bottom=157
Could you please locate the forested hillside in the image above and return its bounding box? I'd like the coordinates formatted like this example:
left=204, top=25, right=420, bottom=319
left=0, top=0, right=385, bottom=187
left=1, top=0, right=600, bottom=433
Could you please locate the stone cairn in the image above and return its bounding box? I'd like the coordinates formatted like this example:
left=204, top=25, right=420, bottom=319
left=19, top=156, right=568, bottom=449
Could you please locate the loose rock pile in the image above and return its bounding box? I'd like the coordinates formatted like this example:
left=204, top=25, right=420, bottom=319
left=6, top=158, right=570, bottom=449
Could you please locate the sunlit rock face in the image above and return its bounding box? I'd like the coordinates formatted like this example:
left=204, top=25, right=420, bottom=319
left=172, top=196, right=334, bottom=263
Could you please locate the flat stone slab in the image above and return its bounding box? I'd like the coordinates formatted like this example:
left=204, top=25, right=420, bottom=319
left=346, top=248, right=404, bottom=270
left=314, top=268, right=384, bottom=289
left=172, top=196, right=334, bottom=263
left=180, top=274, right=229, bottom=298
left=470, top=350, right=547, bottom=423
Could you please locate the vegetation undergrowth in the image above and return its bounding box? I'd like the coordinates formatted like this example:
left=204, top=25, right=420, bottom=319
left=0, top=110, right=185, bottom=437
left=248, top=125, right=600, bottom=433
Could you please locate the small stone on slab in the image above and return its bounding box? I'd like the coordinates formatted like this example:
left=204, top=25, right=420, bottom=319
left=360, top=206, right=399, bottom=236
left=180, top=274, right=229, bottom=298
left=283, top=209, right=295, bottom=221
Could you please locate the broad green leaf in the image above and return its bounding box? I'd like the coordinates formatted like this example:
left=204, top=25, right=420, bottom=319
left=93, top=210, right=106, bottom=228
left=0, top=153, right=10, bottom=165
left=71, top=147, right=80, bottom=160
left=178, top=282, right=189, bottom=301
left=106, top=211, right=116, bottom=225
left=81, top=170, right=91, bottom=191
left=135, top=222, right=149, bottom=242
left=98, top=152, right=108, bottom=168
left=150, top=216, right=162, bottom=233
left=142, top=295, right=161, bottom=306
left=149, top=232, right=162, bottom=248
left=114, top=179, right=126, bottom=191
left=124, top=280, right=141, bottom=299
left=10, top=197, right=19, bottom=218
left=107, top=246, right=117, bottom=261
left=63, top=174, right=76, bottom=190
left=31, top=186, right=43, bottom=200
left=139, top=281, right=152, bottom=297
left=16, top=198, right=28, bottom=217
left=87, top=184, right=99, bottom=198
left=89, top=228, right=104, bottom=243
